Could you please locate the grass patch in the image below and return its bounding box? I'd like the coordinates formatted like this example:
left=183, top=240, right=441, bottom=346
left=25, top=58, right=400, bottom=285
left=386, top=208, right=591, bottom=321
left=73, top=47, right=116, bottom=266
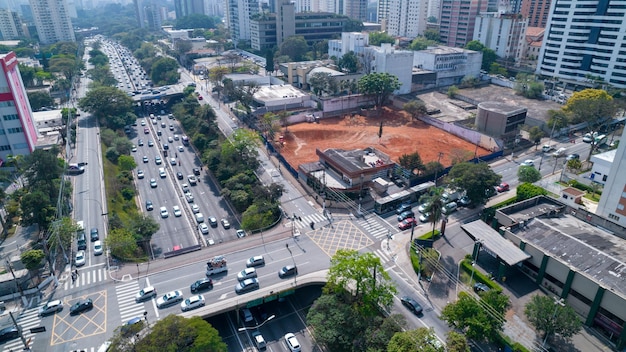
left=583, top=193, right=600, bottom=202
left=418, top=229, right=440, bottom=240
left=102, top=146, right=138, bottom=225
left=459, top=258, right=502, bottom=292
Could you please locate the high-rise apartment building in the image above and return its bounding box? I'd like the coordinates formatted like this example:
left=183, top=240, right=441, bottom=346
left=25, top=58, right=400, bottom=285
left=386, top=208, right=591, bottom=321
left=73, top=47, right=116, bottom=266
left=439, top=0, right=488, bottom=48
left=0, top=52, right=38, bottom=161
left=343, top=0, right=367, bottom=21
left=386, top=0, right=428, bottom=38
left=226, top=0, right=259, bottom=44
left=0, top=9, right=26, bottom=40
left=29, top=0, right=75, bottom=45
left=174, top=0, right=205, bottom=18
left=536, top=0, right=626, bottom=88
left=520, top=0, right=551, bottom=28
left=473, top=12, right=527, bottom=65
left=378, top=0, right=391, bottom=24
left=597, top=130, right=626, bottom=227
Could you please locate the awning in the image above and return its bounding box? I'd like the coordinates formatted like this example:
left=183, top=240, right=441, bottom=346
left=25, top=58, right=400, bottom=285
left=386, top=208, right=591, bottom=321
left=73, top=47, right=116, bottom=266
left=461, top=220, right=530, bottom=266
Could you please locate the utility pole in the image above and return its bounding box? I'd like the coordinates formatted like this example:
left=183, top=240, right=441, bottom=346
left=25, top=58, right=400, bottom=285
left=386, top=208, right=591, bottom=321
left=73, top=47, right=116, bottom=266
left=6, top=260, right=26, bottom=306
left=9, top=311, right=30, bottom=350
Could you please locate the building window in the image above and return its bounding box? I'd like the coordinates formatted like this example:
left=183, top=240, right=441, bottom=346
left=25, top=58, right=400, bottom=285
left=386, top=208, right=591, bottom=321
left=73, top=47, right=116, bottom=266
left=0, top=145, right=10, bottom=151
left=12, top=143, right=27, bottom=149
left=7, top=127, right=22, bottom=134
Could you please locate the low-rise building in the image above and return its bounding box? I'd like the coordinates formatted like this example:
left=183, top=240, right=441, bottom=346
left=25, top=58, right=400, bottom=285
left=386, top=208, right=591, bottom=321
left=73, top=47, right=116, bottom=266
left=328, top=32, right=369, bottom=60
left=413, top=46, right=482, bottom=87
left=590, top=149, right=616, bottom=185
left=473, top=12, right=527, bottom=66
left=475, top=101, right=527, bottom=138
left=362, top=43, right=413, bottom=94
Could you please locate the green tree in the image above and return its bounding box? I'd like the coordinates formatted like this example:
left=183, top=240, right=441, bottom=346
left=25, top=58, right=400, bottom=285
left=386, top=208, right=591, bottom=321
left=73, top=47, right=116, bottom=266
left=117, top=155, right=137, bottom=171
left=528, top=126, right=545, bottom=150
left=525, top=295, right=583, bottom=343
left=175, top=14, right=219, bottom=29
left=447, top=85, right=459, bottom=98
left=129, top=213, right=160, bottom=242
left=87, top=65, right=118, bottom=87
left=327, top=249, right=397, bottom=316
left=21, top=190, right=56, bottom=228
left=388, top=327, right=444, bottom=352
left=518, top=165, right=541, bottom=183
left=27, top=91, right=54, bottom=111
left=264, top=50, right=275, bottom=75
left=489, top=62, right=507, bottom=75
left=516, top=182, right=548, bottom=201
left=408, top=37, right=437, bottom=51
left=465, top=40, right=497, bottom=71
left=403, top=100, right=427, bottom=120
left=423, top=29, right=440, bottom=42
left=20, top=249, right=45, bottom=271
left=106, top=228, right=140, bottom=260
left=151, top=57, right=180, bottom=85
left=441, top=291, right=509, bottom=342
left=547, top=109, right=570, bottom=133
left=127, top=315, right=226, bottom=352
left=563, top=89, right=615, bottom=126
left=279, top=36, right=308, bottom=61
left=448, top=162, right=501, bottom=205
left=398, top=152, right=424, bottom=175
left=79, top=86, right=134, bottom=129
left=337, top=51, right=359, bottom=73
left=309, top=72, right=333, bottom=96
left=566, top=158, right=582, bottom=173
left=446, top=331, right=470, bottom=352
left=369, top=32, right=395, bottom=46
left=421, top=187, right=444, bottom=236
left=358, top=73, right=401, bottom=109
left=221, top=129, right=261, bottom=163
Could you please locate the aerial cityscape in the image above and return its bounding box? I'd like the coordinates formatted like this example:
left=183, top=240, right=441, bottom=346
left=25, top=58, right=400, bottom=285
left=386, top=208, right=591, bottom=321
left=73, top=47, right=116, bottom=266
left=0, top=0, right=624, bottom=351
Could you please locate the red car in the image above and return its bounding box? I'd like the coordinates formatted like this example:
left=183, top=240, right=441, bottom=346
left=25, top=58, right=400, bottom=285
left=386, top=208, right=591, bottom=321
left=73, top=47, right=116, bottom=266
left=496, top=182, right=509, bottom=192
left=398, top=218, right=417, bottom=230
left=198, top=95, right=203, bottom=100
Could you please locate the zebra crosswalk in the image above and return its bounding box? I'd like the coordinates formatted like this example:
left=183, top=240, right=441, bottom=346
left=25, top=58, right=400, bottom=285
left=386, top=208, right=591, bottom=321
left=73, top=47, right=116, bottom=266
left=356, top=216, right=393, bottom=239
left=2, top=306, right=42, bottom=352
left=284, top=212, right=328, bottom=230
left=115, top=281, right=147, bottom=323
left=64, top=267, right=109, bottom=290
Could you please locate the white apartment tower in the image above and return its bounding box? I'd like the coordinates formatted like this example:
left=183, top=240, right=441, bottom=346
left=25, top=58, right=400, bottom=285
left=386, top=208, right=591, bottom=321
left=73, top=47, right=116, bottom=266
left=473, top=12, right=527, bottom=65
left=29, top=0, right=75, bottom=44
left=226, top=0, right=259, bottom=44
left=0, top=9, right=25, bottom=40
left=386, top=0, right=428, bottom=38
left=597, top=129, right=626, bottom=227
left=537, top=0, right=626, bottom=88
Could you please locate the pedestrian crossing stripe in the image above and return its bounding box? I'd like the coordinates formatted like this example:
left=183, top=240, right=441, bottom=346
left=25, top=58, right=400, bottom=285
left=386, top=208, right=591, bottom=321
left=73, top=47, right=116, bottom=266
left=285, top=212, right=328, bottom=229
left=115, top=281, right=146, bottom=322
left=356, top=218, right=392, bottom=239
left=2, top=307, right=41, bottom=352
left=374, top=249, right=391, bottom=263
left=64, top=267, right=108, bottom=290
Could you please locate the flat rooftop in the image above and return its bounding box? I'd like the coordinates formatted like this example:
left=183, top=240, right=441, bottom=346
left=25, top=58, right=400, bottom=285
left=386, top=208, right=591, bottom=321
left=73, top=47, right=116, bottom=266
left=512, top=213, right=626, bottom=298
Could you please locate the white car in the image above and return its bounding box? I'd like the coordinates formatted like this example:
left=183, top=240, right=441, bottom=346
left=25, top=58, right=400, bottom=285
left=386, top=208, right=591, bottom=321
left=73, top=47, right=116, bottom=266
left=39, top=300, right=63, bottom=316
left=198, top=223, right=209, bottom=235
left=93, top=240, right=103, bottom=256
left=170, top=157, right=177, bottom=166
left=75, top=250, right=86, bottom=267
left=137, top=170, right=144, bottom=179
left=178, top=145, right=184, bottom=152
left=131, top=145, right=137, bottom=152
left=156, top=290, right=183, bottom=308
left=284, top=333, right=301, bottom=352
left=180, top=294, right=205, bottom=311
left=173, top=205, right=182, bottom=217
left=237, top=268, right=257, bottom=281
left=185, top=192, right=194, bottom=203
left=141, top=120, right=146, bottom=126
left=191, top=204, right=200, bottom=213
left=520, top=159, right=535, bottom=167
left=160, top=206, right=169, bottom=218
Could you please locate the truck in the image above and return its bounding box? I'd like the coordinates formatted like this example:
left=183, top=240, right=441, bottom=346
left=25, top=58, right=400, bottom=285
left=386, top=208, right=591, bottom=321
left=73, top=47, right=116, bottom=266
left=441, top=189, right=462, bottom=204
left=205, top=255, right=228, bottom=276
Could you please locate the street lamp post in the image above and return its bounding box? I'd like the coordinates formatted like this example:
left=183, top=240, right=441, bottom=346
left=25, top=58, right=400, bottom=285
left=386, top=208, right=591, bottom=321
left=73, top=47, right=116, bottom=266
left=238, top=314, right=276, bottom=332
left=542, top=298, right=565, bottom=349
left=285, top=243, right=297, bottom=285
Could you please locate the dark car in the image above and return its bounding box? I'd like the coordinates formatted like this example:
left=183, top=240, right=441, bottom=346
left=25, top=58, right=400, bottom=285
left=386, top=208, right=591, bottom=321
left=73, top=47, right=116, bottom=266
left=474, top=282, right=491, bottom=293
left=397, top=211, right=415, bottom=222
left=400, top=296, right=423, bottom=315
left=190, top=278, right=213, bottom=293
left=566, top=153, right=580, bottom=161
left=69, top=298, right=93, bottom=315
left=193, top=168, right=201, bottom=176
left=0, top=326, right=19, bottom=343
left=90, top=228, right=99, bottom=242
left=176, top=172, right=184, bottom=180
left=278, top=265, right=298, bottom=278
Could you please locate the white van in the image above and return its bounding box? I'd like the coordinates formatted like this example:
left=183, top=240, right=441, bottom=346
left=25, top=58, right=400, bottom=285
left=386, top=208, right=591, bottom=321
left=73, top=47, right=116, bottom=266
left=553, top=147, right=567, bottom=157
left=195, top=212, right=204, bottom=223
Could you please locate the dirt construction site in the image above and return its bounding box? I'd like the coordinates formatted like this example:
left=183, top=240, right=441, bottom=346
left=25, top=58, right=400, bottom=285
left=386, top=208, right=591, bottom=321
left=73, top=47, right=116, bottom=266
left=278, top=107, right=491, bottom=169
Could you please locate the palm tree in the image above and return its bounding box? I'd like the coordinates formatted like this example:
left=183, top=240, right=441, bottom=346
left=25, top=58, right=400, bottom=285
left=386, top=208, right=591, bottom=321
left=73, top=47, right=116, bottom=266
left=425, top=187, right=445, bottom=236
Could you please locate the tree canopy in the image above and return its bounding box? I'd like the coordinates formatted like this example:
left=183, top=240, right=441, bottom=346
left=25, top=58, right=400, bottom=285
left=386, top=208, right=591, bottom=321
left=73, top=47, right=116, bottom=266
left=388, top=327, right=444, bottom=352
left=279, top=36, right=308, bottom=61
left=151, top=57, right=180, bottom=85
left=175, top=14, right=220, bottom=29
left=327, top=249, right=397, bottom=316
left=369, top=32, right=395, bottom=46
left=465, top=40, right=497, bottom=71
left=524, top=295, right=582, bottom=342
left=563, top=88, right=616, bottom=127
left=357, top=73, right=401, bottom=109
left=441, top=291, right=510, bottom=342
left=518, top=165, right=541, bottom=183
left=337, top=51, right=359, bottom=73
left=403, top=100, right=427, bottom=120
left=448, top=162, right=501, bottom=205
left=78, top=86, right=134, bottom=130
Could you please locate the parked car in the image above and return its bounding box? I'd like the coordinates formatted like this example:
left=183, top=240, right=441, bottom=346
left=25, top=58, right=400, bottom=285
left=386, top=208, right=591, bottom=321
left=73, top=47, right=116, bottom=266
left=418, top=213, right=430, bottom=223
left=75, top=250, right=86, bottom=267
left=474, top=282, right=491, bottom=293
left=458, top=196, right=472, bottom=207
left=190, top=278, right=213, bottom=293
left=417, top=202, right=430, bottom=213
left=69, top=298, right=93, bottom=315
left=400, top=296, right=423, bottom=315
left=156, top=290, right=184, bottom=308
left=496, top=182, right=510, bottom=192
left=181, top=295, right=205, bottom=311
left=399, top=218, right=417, bottom=229
left=441, top=202, right=458, bottom=215
left=93, top=241, right=103, bottom=256
left=39, top=300, right=63, bottom=316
